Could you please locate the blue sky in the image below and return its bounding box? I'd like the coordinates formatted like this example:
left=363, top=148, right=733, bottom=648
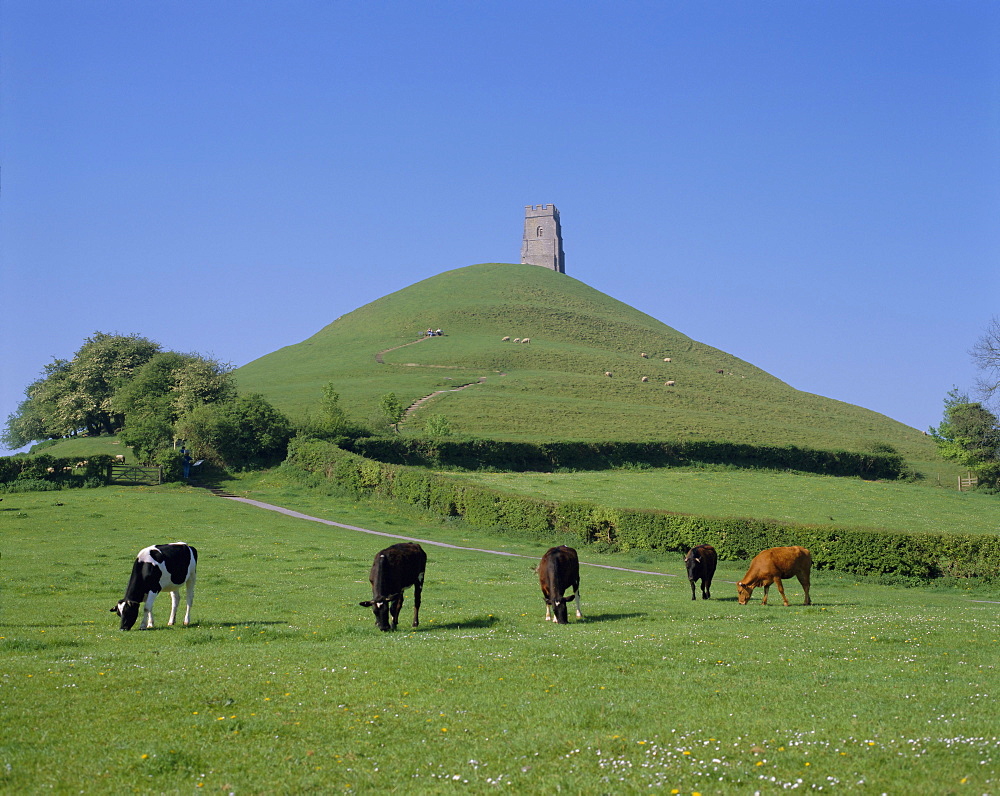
left=2, top=1, right=998, bottom=455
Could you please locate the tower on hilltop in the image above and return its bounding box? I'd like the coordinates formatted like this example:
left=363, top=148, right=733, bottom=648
left=520, top=204, right=565, bottom=273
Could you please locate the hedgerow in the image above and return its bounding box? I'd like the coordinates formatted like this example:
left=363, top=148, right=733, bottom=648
left=286, top=438, right=1000, bottom=582
left=0, top=454, right=115, bottom=489
left=345, top=436, right=909, bottom=480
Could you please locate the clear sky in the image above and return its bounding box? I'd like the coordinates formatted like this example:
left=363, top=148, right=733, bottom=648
left=2, top=1, right=998, bottom=455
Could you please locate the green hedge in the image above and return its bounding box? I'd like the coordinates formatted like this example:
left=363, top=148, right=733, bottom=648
left=0, top=454, right=115, bottom=490
left=346, top=437, right=908, bottom=480
left=286, top=438, right=1000, bottom=582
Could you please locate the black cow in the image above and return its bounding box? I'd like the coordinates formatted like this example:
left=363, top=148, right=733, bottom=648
left=538, top=545, right=583, bottom=624
left=684, top=544, right=717, bottom=600
left=111, top=542, right=198, bottom=630
left=359, top=543, right=426, bottom=632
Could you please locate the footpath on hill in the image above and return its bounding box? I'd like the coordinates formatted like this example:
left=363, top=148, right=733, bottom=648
left=207, top=488, right=684, bottom=581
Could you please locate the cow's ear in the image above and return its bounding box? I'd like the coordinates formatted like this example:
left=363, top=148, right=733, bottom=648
left=565, top=594, right=576, bottom=602
left=359, top=601, right=373, bottom=607
left=110, top=606, right=118, bottom=613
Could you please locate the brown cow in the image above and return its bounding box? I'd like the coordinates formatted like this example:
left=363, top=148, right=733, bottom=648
left=736, top=546, right=812, bottom=606
left=538, top=545, right=583, bottom=624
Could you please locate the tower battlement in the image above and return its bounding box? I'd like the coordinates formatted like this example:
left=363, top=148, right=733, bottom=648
left=520, top=204, right=565, bottom=273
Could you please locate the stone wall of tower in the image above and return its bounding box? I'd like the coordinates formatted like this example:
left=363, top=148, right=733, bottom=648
left=521, top=204, right=565, bottom=273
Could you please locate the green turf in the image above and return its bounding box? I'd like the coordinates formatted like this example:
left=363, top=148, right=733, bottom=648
left=234, top=264, right=946, bottom=476
left=443, top=467, right=1000, bottom=536
left=2, top=482, right=997, bottom=793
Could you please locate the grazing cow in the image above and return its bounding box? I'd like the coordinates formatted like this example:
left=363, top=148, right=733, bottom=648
left=111, top=542, right=198, bottom=630
left=538, top=545, right=583, bottom=624
left=737, top=546, right=812, bottom=606
left=684, top=544, right=717, bottom=600
left=359, top=542, right=426, bottom=632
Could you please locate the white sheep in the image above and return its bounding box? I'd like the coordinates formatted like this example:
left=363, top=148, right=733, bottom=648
left=665, top=380, right=676, bottom=387
left=605, top=371, right=613, bottom=378
left=663, top=357, right=671, bottom=362
left=521, top=338, right=530, bottom=344
left=640, top=352, right=648, bottom=358
left=513, top=338, right=521, bottom=343
left=502, top=336, right=511, bottom=342
left=641, top=376, right=649, bottom=383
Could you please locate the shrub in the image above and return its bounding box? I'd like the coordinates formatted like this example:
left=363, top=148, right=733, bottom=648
left=286, top=441, right=1000, bottom=582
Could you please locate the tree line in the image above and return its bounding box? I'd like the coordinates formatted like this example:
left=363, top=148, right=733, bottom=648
left=2, top=332, right=292, bottom=470
left=2, top=332, right=453, bottom=473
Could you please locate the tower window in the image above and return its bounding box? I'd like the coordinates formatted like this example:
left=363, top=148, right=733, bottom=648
left=536, top=226, right=544, bottom=237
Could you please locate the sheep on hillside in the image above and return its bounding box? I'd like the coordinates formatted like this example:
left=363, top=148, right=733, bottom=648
left=640, top=352, right=648, bottom=358
left=641, top=376, right=649, bottom=383
left=665, top=380, right=676, bottom=387
left=521, top=338, right=530, bottom=344
left=604, top=371, right=613, bottom=378
left=502, top=336, right=511, bottom=342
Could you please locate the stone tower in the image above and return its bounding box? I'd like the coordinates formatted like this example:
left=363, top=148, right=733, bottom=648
left=520, top=204, right=565, bottom=273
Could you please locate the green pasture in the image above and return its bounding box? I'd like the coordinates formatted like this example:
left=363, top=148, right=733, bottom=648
left=2, top=483, right=998, bottom=794
left=235, top=264, right=946, bottom=475
left=448, top=468, right=1000, bottom=537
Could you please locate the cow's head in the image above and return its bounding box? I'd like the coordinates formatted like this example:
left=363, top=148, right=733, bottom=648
left=736, top=582, right=752, bottom=605
left=551, top=593, right=576, bottom=624
left=685, top=553, right=700, bottom=577
left=359, top=595, right=398, bottom=632
left=111, top=599, right=141, bottom=630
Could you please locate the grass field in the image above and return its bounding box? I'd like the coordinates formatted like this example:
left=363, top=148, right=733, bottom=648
left=445, top=468, right=1000, bottom=536
left=2, top=481, right=998, bottom=794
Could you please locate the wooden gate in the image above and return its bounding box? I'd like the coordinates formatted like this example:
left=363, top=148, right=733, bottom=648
left=109, top=464, right=163, bottom=485
left=958, top=473, right=979, bottom=491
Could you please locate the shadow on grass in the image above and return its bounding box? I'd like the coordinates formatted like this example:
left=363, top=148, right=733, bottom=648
left=195, top=620, right=287, bottom=628
left=415, top=615, right=502, bottom=631
left=575, top=612, right=646, bottom=623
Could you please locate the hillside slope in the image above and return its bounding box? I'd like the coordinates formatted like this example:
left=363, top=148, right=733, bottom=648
left=235, top=264, right=938, bottom=466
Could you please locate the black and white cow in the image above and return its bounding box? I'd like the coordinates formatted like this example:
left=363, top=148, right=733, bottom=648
left=684, top=544, right=717, bottom=600
left=359, top=542, right=426, bottom=632
left=111, top=542, right=198, bottom=630
left=538, top=545, right=583, bottom=624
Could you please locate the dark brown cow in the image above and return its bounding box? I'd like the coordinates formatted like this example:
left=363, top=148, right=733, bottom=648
left=359, top=542, right=426, bottom=631
left=538, top=545, right=583, bottom=624
left=737, top=546, right=812, bottom=606
left=684, top=544, right=717, bottom=600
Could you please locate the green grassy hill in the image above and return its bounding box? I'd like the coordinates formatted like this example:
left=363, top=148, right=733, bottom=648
left=236, top=263, right=941, bottom=471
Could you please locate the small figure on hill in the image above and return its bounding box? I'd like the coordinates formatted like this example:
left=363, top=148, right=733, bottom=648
left=182, top=451, right=192, bottom=480
left=435, top=328, right=443, bottom=336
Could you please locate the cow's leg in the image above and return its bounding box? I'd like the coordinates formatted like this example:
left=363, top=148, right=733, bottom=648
left=143, top=594, right=156, bottom=630
left=774, top=577, right=790, bottom=606
left=389, top=595, right=404, bottom=630
left=167, top=590, right=180, bottom=625
left=574, top=589, right=583, bottom=620
left=798, top=572, right=811, bottom=606
left=183, top=578, right=195, bottom=625
left=702, top=577, right=712, bottom=600
left=761, top=583, right=770, bottom=605
left=689, top=578, right=696, bottom=600
left=411, top=576, right=423, bottom=628
left=544, top=602, right=552, bottom=621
